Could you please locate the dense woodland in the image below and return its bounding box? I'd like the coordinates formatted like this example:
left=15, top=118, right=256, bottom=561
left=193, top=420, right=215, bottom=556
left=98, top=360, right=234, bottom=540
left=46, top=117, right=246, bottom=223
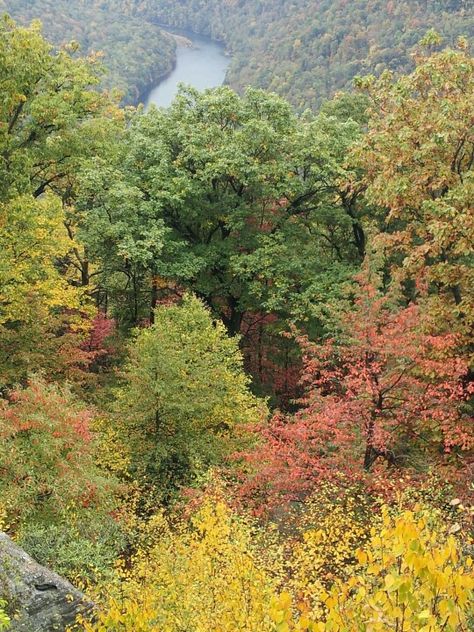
left=129, top=0, right=473, bottom=108
left=0, top=9, right=473, bottom=632
left=0, top=0, right=176, bottom=103
left=3, top=0, right=474, bottom=108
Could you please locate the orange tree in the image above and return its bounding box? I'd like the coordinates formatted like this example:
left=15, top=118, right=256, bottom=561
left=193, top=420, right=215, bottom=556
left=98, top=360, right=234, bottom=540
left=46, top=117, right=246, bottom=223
left=353, top=34, right=474, bottom=352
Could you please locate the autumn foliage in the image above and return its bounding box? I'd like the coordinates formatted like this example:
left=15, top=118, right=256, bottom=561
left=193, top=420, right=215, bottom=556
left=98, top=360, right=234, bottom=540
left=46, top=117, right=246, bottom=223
left=273, top=505, right=474, bottom=631
left=0, top=378, right=116, bottom=528
left=238, top=278, right=473, bottom=509
left=0, top=17, right=473, bottom=632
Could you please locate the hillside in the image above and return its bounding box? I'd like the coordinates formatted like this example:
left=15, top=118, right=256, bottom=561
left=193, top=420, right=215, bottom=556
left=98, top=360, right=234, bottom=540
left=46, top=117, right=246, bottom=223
left=4, top=0, right=473, bottom=109
left=133, top=0, right=474, bottom=109
left=1, top=0, right=176, bottom=103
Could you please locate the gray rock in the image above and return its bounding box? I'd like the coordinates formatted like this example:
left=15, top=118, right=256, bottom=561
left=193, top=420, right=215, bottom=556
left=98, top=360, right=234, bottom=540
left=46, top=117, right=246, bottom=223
left=0, top=532, right=94, bottom=631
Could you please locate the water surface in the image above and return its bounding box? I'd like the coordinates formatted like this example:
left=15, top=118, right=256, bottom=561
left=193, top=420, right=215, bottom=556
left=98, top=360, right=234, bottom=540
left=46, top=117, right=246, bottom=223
left=145, top=30, right=230, bottom=108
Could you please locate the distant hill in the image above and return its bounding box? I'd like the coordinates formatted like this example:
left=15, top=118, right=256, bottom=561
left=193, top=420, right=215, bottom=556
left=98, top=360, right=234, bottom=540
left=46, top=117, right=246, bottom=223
left=3, top=0, right=473, bottom=109
left=1, top=0, right=176, bottom=104
left=131, top=0, right=474, bottom=109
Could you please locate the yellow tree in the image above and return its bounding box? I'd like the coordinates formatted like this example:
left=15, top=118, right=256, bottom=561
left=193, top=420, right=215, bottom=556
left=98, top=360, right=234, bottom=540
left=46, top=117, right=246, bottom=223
left=81, top=496, right=277, bottom=632
left=273, top=505, right=474, bottom=631
left=0, top=194, right=87, bottom=384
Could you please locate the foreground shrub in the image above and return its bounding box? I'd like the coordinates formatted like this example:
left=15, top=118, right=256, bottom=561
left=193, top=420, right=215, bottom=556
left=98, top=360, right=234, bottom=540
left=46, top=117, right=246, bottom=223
left=81, top=497, right=277, bottom=631
left=273, top=505, right=474, bottom=631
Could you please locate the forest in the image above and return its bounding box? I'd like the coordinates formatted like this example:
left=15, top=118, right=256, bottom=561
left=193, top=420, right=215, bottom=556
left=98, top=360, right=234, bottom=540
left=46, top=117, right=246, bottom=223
left=127, top=0, right=474, bottom=109
left=0, top=9, right=473, bottom=632
left=3, top=1, right=474, bottom=108
left=0, top=0, right=176, bottom=104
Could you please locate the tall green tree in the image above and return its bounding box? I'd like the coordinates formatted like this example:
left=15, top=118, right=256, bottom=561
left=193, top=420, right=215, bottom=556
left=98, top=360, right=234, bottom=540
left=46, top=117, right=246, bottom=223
left=79, top=86, right=367, bottom=333
left=116, top=294, right=265, bottom=496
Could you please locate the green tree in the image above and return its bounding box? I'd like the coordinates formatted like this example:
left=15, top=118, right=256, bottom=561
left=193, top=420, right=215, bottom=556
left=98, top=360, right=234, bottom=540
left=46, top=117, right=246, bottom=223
left=75, top=154, right=169, bottom=326
left=79, top=86, right=366, bottom=332
left=116, top=294, right=265, bottom=496
left=0, top=16, right=122, bottom=202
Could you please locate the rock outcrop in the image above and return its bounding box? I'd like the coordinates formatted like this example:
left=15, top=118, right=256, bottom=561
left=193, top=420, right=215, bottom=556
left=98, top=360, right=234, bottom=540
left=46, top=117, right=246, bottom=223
left=0, top=532, right=94, bottom=631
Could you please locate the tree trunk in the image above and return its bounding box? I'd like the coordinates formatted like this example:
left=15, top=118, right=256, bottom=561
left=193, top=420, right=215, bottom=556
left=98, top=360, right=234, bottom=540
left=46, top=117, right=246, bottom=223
left=222, top=298, right=243, bottom=337
left=150, top=276, right=159, bottom=324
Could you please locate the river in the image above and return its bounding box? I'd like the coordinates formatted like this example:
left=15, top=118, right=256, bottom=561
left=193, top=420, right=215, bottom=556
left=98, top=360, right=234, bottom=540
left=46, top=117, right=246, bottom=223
left=145, top=30, right=230, bottom=108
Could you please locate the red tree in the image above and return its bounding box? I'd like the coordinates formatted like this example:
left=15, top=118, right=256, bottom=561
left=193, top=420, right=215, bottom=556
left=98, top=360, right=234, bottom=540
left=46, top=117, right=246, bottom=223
left=237, top=281, right=473, bottom=510
left=54, top=311, right=117, bottom=384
